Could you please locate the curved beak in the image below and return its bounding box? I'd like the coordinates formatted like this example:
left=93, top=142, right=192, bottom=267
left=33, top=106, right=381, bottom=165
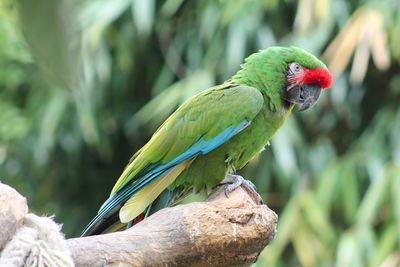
left=284, top=83, right=322, bottom=112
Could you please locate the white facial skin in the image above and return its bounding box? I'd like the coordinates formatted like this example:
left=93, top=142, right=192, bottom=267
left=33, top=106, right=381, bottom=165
left=287, top=62, right=305, bottom=90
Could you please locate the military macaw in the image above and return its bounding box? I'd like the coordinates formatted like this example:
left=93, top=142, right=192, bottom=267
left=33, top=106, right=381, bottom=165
left=82, top=46, right=332, bottom=236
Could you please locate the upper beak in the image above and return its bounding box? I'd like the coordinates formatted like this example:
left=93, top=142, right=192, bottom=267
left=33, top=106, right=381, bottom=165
left=284, top=83, right=322, bottom=112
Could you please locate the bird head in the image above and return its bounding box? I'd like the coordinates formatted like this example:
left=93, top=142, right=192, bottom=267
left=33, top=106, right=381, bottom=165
left=283, top=47, right=333, bottom=111
left=284, top=60, right=332, bottom=111
left=232, top=46, right=333, bottom=112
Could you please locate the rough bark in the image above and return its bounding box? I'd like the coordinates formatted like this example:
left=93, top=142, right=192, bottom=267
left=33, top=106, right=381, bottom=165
left=0, top=182, right=278, bottom=267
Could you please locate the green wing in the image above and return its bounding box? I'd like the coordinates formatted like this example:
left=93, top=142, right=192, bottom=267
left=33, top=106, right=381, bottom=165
left=111, top=84, right=264, bottom=193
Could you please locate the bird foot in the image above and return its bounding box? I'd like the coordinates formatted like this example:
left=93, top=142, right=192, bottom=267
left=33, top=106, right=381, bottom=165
left=220, top=174, right=263, bottom=204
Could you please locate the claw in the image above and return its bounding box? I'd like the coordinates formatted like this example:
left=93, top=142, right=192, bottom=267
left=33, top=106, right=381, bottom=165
left=220, top=174, right=263, bottom=204
left=224, top=189, right=230, bottom=199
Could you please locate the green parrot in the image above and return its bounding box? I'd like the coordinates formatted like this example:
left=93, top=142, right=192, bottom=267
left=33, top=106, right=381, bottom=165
left=82, top=46, right=332, bottom=236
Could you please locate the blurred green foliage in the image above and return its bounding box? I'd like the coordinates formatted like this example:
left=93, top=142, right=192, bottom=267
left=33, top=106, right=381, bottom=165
left=1, top=0, right=400, bottom=265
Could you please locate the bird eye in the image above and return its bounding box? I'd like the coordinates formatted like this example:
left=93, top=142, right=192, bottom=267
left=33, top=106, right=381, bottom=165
left=289, top=62, right=302, bottom=73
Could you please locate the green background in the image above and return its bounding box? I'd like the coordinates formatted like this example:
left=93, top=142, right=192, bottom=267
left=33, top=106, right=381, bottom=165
left=1, top=0, right=400, bottom=265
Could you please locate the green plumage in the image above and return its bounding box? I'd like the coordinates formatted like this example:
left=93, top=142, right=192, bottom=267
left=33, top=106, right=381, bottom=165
left=82, top=46, right=329, bottom=236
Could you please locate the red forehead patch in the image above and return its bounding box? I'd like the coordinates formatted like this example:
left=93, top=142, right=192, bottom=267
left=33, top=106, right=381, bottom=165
left=303, top=67, right=333, bottom=89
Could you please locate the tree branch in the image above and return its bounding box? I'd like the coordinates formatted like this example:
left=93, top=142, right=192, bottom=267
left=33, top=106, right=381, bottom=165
left=0, top=182, right=278, bottom=266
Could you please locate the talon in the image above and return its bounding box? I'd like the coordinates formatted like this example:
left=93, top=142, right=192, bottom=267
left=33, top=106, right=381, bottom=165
left=219, top=174, right=264, bottom=204
left=246, top=180, right=257, bottom=191
left=224, top=188, right=230, bottom=198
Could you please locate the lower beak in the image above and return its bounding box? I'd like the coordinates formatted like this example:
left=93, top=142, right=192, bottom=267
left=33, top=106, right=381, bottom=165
left=284, top=83, right=322, bottom=112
